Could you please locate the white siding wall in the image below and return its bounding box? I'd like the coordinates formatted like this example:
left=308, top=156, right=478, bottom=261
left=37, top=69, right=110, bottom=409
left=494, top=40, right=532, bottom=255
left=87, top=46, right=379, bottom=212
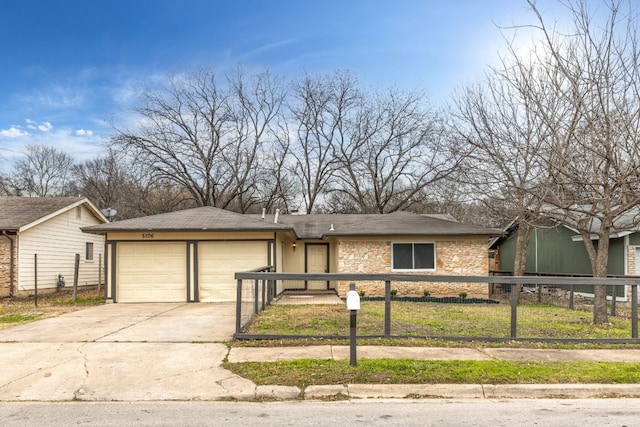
left=17, top=204, right=105, bottom=292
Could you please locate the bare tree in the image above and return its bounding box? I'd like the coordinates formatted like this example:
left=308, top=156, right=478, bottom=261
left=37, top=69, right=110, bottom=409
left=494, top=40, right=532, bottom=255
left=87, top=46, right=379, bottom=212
left=224, top=68, right=289, bottom=213
left=252, top=121, right=298, bottom=213
left=289, top=70, right=360, bottom=213
left=111, top=68, right=287, bottom=212
left=73, top=149, right=190, bottom=220
left=332, top=89, right=459, bottom=213
left=452, top=73, right=549, bottom=277
left=12, top=144, right=75, bottom=196
left=467, top=0, right=640, bottom=324
left=73, top=148, right=128, bottom=209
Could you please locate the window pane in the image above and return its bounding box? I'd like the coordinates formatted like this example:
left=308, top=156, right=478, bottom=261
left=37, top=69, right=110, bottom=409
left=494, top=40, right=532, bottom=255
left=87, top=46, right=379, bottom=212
left=86, top=242, right=94, bottom=260
left=414, top=243, right=434, bottom=269
left=393, top=243, right=413, bottom=269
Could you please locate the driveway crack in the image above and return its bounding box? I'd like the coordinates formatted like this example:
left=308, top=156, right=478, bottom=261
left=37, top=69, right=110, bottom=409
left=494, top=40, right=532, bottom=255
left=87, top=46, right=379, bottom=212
left=73, top=343, right=90, bottom=400
left=93, top=304, right=188, bottom=342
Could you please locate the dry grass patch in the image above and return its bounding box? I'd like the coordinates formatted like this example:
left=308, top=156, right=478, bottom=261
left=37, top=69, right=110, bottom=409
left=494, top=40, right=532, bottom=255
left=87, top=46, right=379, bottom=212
left=0, top=286, right=104, bottom=329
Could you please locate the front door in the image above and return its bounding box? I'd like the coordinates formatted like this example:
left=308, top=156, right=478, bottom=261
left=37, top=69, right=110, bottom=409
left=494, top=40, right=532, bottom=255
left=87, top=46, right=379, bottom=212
left=306, top=243, right=329, bottom=290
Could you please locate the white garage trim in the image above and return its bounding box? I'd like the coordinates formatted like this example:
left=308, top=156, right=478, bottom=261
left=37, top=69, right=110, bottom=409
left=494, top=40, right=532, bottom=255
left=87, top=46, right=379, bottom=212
left=198, top=241, right=269, bottom=302
left=117, top=242, right=187, bottom=303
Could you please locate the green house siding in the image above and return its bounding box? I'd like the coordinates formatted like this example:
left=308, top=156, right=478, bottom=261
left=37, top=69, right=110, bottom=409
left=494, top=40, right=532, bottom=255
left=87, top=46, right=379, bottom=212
left=628, top=232, right=640, bottom=246
left=497, top=224, right=625, bottom=275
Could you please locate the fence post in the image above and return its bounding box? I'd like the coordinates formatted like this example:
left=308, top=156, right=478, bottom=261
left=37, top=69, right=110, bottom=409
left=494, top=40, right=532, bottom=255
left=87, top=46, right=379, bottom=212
left=73, top=253, right=80, bottom=302
left=34, top=254, right=38, bottom=308
left=98, top=253, right=102, bottom=297
left=510, top=282, right=518, bottom=339
left=569, top=285, right=574, bottom=310
left=261, top=279, right=266, bottom=311
left=235, top=279, right=243, bottom=335
left=384, top=280, right=391, bottom=338
left=611, top=285, right=616, bottom=317
left=254, top=279, right=259, bottom=314
left=632, top=285, right=638, bottom=340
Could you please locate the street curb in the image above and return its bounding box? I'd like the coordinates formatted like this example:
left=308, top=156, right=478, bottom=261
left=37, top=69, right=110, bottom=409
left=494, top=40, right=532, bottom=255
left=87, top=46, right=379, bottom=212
left=486, top=384, right=640, bottom=399
left=249, top=384, right=640, bottom=400
left=255, top=385, right=302, bottom=400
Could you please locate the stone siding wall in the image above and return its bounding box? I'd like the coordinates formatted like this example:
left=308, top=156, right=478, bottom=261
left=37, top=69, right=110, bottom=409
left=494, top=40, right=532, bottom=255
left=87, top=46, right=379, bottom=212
left=0, top=236, right=15, bottom=297
left=627, top=245, right=637, bottom=300
left=337, top=239, right=489, bottom=297
left=628, top=246, right=636, bottom=276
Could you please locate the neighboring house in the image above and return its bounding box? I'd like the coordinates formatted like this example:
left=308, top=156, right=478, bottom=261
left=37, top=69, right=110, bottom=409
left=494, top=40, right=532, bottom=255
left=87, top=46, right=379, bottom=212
left=83, top=207, right=500, bottom=303
left=490, top=215, right=640, bottom=299
left=0, top=197, right=107, bottom=297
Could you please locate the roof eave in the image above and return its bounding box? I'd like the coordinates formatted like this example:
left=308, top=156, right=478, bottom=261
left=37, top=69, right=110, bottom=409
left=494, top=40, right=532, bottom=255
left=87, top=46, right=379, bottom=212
left=325, top=232, right=500, bottom=238
left=20, top=198, right=107, bottom=233
left=82, top=226, right=295, bottom=234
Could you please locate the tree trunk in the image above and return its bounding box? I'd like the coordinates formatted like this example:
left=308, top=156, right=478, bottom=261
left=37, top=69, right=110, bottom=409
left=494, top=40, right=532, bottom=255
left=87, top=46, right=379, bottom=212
left=513, top=221, right=531, bottom=276
left=580, top=229, right=609, bottom=325
left=510, top=221, right=532, bottom=302
left=592, top=234, right=610, bottom=325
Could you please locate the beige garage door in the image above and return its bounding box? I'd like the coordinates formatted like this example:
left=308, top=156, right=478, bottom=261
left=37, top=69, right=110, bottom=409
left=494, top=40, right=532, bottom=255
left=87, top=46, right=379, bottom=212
left=199, top=241, right=268, bottom=302
left=117, top=242, right=187, bottom=303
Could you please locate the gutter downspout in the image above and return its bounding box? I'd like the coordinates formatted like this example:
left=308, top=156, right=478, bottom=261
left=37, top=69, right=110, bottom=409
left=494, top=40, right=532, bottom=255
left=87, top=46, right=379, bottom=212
left=2, top=231, right=16, bottom=297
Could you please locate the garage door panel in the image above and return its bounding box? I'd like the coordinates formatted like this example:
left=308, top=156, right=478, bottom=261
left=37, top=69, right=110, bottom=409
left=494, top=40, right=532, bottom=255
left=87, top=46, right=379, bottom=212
left=199, top=242, right=267, bottom=302
left=117, top=242, right=186, bottom=303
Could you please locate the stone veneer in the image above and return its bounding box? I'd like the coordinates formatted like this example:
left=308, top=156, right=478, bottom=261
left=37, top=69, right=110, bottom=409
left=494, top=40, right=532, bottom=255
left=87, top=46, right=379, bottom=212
left=0, top=236, right=15, bottom=297
left=337, top=239, right=489, bottom=298
left=627, top=246, right=637, bottom=300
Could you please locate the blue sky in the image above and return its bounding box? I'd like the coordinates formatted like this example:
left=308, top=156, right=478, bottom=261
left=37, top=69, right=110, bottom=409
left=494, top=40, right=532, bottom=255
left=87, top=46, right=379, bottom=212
left=0, top=0, right=563, bottom=166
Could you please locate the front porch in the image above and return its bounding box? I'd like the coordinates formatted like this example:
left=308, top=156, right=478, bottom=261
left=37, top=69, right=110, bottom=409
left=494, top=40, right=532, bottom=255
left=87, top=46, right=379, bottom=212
left=274, top=289, right=342, bottom=305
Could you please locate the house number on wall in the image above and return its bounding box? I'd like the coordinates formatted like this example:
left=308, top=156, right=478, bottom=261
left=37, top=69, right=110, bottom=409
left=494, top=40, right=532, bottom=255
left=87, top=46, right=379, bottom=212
left=141, top=233, right=155, bottom=239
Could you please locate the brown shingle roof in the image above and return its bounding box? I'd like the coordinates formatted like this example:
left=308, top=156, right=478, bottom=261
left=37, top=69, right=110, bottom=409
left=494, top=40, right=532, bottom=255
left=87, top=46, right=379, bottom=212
left=324, top=211, right=499, bottom=236
left=84, top=206, right=500, bottom=238
left=257, top=211, right=500, bottom=238
left=83, top=206, right=293, bottom=233
left=0, top=196, right=86, bottom=230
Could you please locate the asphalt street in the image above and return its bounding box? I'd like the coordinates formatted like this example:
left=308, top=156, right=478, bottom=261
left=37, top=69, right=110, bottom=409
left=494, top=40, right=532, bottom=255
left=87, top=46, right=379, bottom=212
left=1, top=400, right=639, bottom=427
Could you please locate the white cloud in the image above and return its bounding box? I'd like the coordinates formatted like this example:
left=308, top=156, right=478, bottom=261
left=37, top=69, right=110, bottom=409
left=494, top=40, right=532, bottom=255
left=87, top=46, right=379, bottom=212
left=25, top=119, right=53, bottom=132
left=75, top=129, right=93, bottom=136
left=25, top=118, right=37, bottom=130
left=38, top=121, right=53, bottom=132
left=0, top=127, right=28, bottom=138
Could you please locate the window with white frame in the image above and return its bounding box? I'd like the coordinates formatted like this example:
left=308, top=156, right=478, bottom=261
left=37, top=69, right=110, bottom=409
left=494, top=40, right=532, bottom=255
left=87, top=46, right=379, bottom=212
left=392, top=242, right=435, bottom=271
left=85, top=242, right=94, bottom=261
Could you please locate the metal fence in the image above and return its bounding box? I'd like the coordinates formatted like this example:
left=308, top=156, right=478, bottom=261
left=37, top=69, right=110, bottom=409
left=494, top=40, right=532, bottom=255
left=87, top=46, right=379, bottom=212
left=234, top=272, right=640, bottom=343
left=234, top=266, right=276, bottom=334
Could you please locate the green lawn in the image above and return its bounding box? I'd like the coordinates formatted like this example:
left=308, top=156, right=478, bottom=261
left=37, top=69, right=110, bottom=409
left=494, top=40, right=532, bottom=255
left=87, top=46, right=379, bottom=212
left=244, top=301, right=632, bottom=340
left=223, top=359, right=640, bottom=387
left=229, top=301, right=640, bottom=386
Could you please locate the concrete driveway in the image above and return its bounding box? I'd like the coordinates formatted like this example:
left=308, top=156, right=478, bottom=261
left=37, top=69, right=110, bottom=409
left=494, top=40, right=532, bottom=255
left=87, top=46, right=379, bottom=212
left=0, top=303, right=257, bottom=401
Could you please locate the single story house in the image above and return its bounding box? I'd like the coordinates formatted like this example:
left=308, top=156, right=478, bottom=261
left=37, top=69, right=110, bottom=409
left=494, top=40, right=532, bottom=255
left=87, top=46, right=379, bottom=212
left=490, top=213, right=640, bottom=299
left=83, top=206, right=500, bottom=303
left=0, top=197, right=107, bottom=297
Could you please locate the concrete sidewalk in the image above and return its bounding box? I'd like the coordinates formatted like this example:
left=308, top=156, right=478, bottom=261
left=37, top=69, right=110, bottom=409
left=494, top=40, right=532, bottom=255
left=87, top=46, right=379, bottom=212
left=3, top=302, right=640, bottom=401
left=226, top=345, right=640, bottom=400
left=228, top=345, right=640, bottom=363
